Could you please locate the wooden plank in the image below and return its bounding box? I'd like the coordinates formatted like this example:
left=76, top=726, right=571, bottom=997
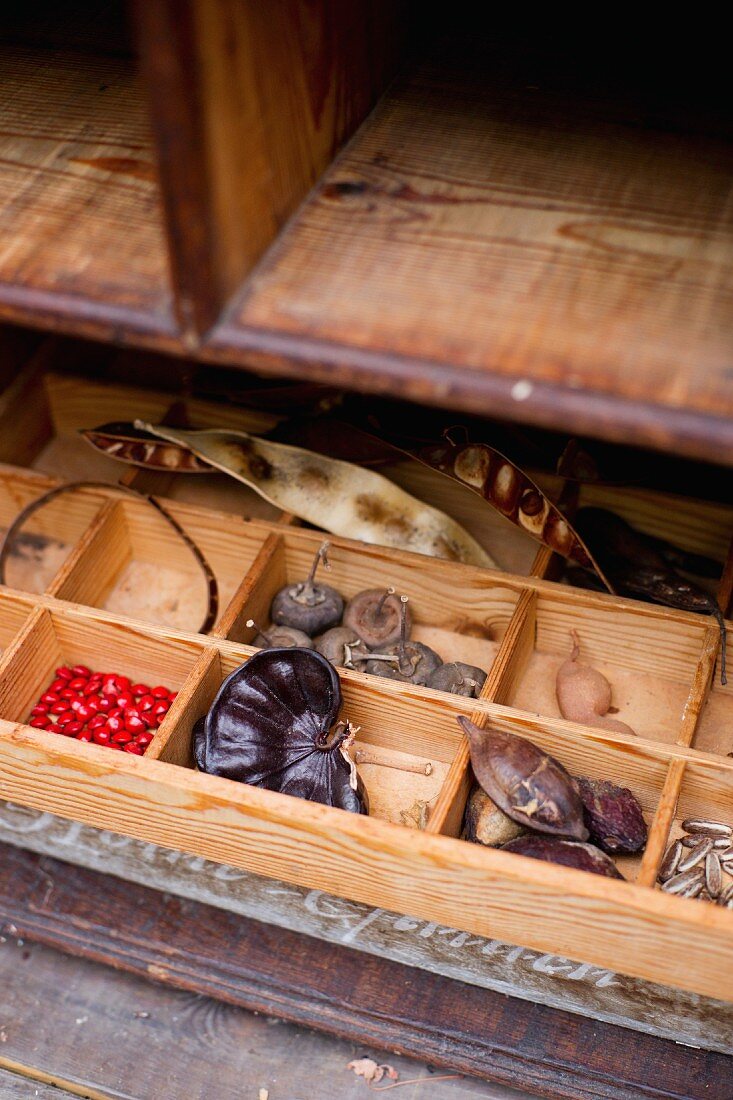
left=214, top=41, right=733, bottom=463
left=0, top=843, right=729, bottom=1099
left=0, top=44, right=176, bottom=339
left=133, top=0, right=407, bottom=334
left=0, top=1067, right=79, bottom=1100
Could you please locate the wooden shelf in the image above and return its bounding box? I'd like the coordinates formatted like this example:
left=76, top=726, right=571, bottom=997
left=0, top=43, right=176, bottom=341
left=212, top=45, right=733, bottom=464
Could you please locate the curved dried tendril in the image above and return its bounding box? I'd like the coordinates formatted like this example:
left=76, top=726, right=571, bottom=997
left=0, top=480, right=218, bottom=634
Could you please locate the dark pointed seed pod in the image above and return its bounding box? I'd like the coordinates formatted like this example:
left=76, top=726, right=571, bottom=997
left=464, top=786, right=526, bottom=847
left=575, top=776, right=648, bottom=854
left=270, top=542, right=344, bottom=635
left=194, top=648, right=368, bottom=814
left=342, top=586, right=409, bottom=648
left=428, top=661, right=486, bottom=698
left=502, top=836, right=625, bottom=878
left=316, top=626, right=370, bottom=668
left=365, top=596, right=442, bottom=685
left=457, top=717, right=588, bottom=840
left=246, top=619, right=314, bottom=650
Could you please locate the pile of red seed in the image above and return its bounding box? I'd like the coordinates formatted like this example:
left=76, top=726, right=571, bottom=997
left=28, top=665, right=177, bottom=755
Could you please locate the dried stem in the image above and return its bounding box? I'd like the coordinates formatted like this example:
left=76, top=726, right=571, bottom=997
left=373, top=585, right=395, bottom=621
left=397, top=595, right=412, bottom=675
left=294, top=541, right=331, bottom=604
left=355, top=749, right=433, bottom=776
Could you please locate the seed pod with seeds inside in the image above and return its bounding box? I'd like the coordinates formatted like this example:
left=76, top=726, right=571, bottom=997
left=677, top=837, right=713, bottom=872
left=681, top=819, right=732, bottom=837
left=271, top=542, right=344, bottom=635
left=458, top=717, right=588, bottom=839
left=705, top=851, right=723, bottom=898
left=661, top=867, right=705, bottom=895
left=342, top=587, right=408, bottom=649
left=658, top=841, right=682, bottom=883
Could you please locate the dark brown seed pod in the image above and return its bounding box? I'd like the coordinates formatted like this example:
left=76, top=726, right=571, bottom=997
left=427, top=662, right=486, bottom=698
left=315, top=626, right=370, bottom=667
left=270, top=542, right=344, bottom=635
left=464, top=787, right=526, bottom=847
left=342, top=587, right=409, bottom=649
left=365, top=596, right=442, bottom=685
left=502, top=836, right=625, bottom=879
left=458, top=717, right=588, bottom=840
left=246, top=619, right=314, bottom=650
left=575, top=776, right=648, bottom=854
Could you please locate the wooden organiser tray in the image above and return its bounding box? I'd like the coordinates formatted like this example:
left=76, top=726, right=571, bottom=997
left=0, top=382, right=731, bottom=1002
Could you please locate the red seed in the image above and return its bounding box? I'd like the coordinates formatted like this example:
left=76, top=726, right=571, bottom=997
left=56, top=712, right=75, bottom=727
left=107, top=715, right=123, bottom=733
left=59, top=687, right=77, bottom=700
left=116, top=691, right=134, bottom=708
left=50, top=701, right=69, bottom=715
left=125, top=715, right=146, bottom=735
left=151, top=686, right=170, bottom=699
left=169, top=692, right=177, bottom=702
left=131, top=683, right=150, bottom=697
left=152, top=700, right=170, bottom=717
left=75, top=728, right=93, bottom=742
left=55, top=666, right=73, bottom=680
left=69, top=677, right=88, bottom=691
left=88, top=714, right=108, bottom=730
left=70, top=699, right=84, bottom=713
left=75, top=703, right=92, bottom=721
left=112, top=730, right=132, bottom=745
left=49, top=678, right=68, bottom=694
left=135, top=731, right=153, bottom=747
left=66, top=721, right=83, bottom=735
left=115, top=676, right=131, bottom=691
left=101, top=682, right=118, bottom=696
left=84, top=680, right=102, bottom=696
left=96, top=696, right=112, bottom=712
left=71, top=665, right=92, bottom=678
left=138, top=694, right=155, bottom=712
left=30, top=717, right=51, bottom=730
left=123, top=742, right=144, bottom=755
left=86, top=696, right=100, bottom=714
left=30, top=704, right=48, bottom=716
left=92, top=728, right=112, bottom=746
left=40, top=691, right=59, bottom=706
left=108, top=707, right=123, bottom=720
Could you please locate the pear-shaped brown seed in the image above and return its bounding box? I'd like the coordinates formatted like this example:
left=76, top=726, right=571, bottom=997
left=342, top=587, right=409, bottom=649
left=464, top=787, right=526, bottom=847
left=271, top=542, right=344, bottom=636
left=315, top=626, right=369, bottom=668
left=457, top=716, right=588, bottom=840
left=502, top=836, right=625, bottom=879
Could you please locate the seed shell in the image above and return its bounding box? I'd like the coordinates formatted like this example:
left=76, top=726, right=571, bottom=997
left=677, top=837, right=713, bottom=872
left=680, top=834, right=730, bottom=849
left=681, top=819, right=732, bottom=837
left=662, top=867, right=705, bottom=894
left=705, top=851, right=723, bottom=898
left=658, top=841, right=682, bottom=883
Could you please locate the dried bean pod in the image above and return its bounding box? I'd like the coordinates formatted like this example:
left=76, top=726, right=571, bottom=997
left=502, top=836, right=624, bottom=879
left=576, top=776, right=647, bottom=854
left=458, top=717, right=588, bottom=840
left=82, top=423, right=214, bottom=472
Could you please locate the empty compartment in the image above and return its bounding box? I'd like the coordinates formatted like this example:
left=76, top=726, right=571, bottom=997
left=0, top=604, right=205, bottom=755
left=233, top=530, right=521, bottom=694
left=153, top=644, right=466, bottom=831
left=657, top=760, right=733, bottom=908
left=0, top=469, right=106, bottom=593
left=52, top=497, right=271, bottom=633
left=509, top=588, right=706, bottom=744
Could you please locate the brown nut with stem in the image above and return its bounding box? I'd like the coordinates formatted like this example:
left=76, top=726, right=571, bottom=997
left=316, top=626, right=370, bottom=668
left=428, top=661, right=486, bottom=698
left=342, top=586, right=410, bottom=649
left=246, top=619, right=314, bottom=650
left=271, top=542, right=344, bottom=636
left=458, top=716, right=588, bottom=840
left=502, top=836, right=625, bottom=879
left=365, top=596, right=442, bottom=685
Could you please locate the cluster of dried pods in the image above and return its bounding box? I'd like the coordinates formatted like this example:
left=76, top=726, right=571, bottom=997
left=459, top=718, right=648, bottom=878
left=248, top=541, right=488, bottom=697
left=658, top=820, right=733, bottom=907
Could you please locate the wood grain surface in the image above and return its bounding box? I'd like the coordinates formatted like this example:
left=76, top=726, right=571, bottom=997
left=0, top=44, right=174, bottom=338
left=217, top=40, right=733, bottom=462
left=0, top=843, right=729, bottom=1100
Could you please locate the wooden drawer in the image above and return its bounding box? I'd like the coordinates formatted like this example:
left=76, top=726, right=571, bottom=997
left=0, top=363, right=731, bottom=1005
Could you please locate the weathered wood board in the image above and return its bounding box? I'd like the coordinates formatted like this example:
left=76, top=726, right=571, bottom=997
left=1, top=799, right=730, bottom=1056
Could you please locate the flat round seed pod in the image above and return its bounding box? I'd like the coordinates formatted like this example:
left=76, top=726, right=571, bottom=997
left=576, top=776, right=647, bottom=854
left=194, top=648, right=367, bottom=814
left=255, top=625, right=314, bottom=650
left=502, top=836, right=624, bottom=879
left=428, top=662, right=486, bottom=697
left=315, top=626, right=369, bottom=667
left=342, top=588, right=409, bottom=649
left=458, top=717, right=588, bottom=840
left=365, top=641, right=442, bottom=685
